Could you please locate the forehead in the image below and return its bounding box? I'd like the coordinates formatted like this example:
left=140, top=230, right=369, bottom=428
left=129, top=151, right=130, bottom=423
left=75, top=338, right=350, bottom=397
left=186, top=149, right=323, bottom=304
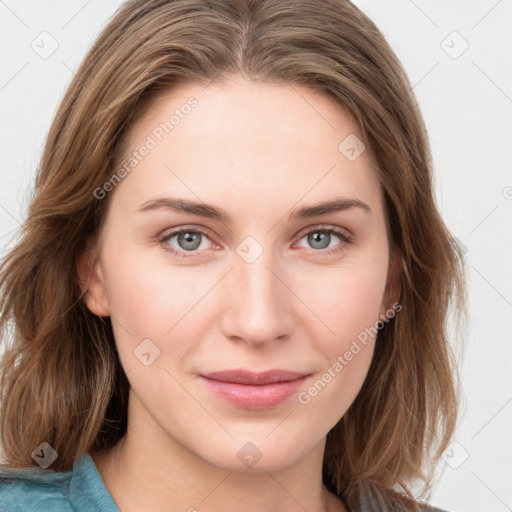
left=127, top=77, right=363, bottom=151
left=114, top=77, right=384, bottom=221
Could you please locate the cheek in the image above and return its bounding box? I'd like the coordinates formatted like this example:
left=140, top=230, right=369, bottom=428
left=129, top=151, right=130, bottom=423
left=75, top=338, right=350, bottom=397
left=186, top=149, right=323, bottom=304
left=99, top=239, right=223, bottom=376
left=108, top=268, right=206, bottom=325
left=298, top=255, right=388, bottom=346
left=294, top=262, right=387, bottom=417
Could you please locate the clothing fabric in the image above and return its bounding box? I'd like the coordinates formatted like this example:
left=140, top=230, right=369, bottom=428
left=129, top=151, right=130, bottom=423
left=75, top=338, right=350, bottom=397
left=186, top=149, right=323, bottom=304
left=0, top=454, right=119, bottom=511
left=0, top=453, right=448, bottom=511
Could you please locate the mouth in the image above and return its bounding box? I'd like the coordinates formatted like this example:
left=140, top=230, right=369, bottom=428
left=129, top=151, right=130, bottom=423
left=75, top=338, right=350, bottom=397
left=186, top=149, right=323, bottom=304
left=199, top=369, right=311, bottom=410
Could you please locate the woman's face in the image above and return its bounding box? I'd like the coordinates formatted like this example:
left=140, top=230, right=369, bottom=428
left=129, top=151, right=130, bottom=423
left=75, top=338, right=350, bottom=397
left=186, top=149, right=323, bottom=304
left=83, top=76, right=397, bottom=472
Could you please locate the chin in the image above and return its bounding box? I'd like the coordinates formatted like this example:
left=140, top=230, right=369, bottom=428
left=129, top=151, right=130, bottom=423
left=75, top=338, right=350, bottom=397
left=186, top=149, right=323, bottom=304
left=192, top=431, right=312, bottom=473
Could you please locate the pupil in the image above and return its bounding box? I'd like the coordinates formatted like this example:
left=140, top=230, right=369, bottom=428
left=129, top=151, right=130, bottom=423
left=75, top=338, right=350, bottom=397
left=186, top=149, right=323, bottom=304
left=180, top=232, right=201, bottom=250
left=310, top=232, right=329, bottom=249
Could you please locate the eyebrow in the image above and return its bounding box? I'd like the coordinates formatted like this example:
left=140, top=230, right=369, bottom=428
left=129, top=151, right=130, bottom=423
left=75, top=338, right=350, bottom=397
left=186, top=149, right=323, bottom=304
left=136, top=196, right=372, bottom=222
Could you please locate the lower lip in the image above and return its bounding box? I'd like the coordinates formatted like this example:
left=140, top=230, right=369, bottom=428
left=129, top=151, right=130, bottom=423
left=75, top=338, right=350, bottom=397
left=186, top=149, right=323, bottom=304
left=200, top=376, right=308, bottom=410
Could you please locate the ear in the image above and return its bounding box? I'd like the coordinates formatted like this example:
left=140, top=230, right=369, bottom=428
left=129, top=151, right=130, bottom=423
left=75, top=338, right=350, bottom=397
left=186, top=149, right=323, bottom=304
left=379, top=249, right=402, bottom=320
left=77, top=244, right=111, bottom=317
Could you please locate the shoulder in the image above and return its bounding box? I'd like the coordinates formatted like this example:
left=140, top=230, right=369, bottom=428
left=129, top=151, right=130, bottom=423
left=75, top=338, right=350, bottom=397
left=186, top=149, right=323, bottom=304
left=0, top=453, right=119, bottom=512
left=0, top=464, right=74, bottom=511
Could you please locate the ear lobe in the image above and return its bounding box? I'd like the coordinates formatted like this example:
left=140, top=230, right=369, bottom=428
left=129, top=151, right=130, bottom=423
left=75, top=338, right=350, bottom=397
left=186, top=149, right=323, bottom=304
left=77, top=246, right=111, bottom=317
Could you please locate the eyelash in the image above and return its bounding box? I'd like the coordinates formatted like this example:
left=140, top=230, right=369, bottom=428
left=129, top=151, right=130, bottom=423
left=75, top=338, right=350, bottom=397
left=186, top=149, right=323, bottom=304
left=157, top=224, right=353, bottom=258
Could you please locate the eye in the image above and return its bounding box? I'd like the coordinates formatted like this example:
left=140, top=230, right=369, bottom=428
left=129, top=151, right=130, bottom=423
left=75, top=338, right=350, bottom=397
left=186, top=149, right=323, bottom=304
left=158, top=224, right=353, bottom=258
left=158, top=227, right=216, bottom=257
left=295, top=226, right=353, bottom=254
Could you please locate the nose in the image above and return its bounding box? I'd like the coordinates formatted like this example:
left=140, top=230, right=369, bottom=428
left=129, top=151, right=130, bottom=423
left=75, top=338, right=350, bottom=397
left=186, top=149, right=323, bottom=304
left=220, top=250, right=294, bottom=347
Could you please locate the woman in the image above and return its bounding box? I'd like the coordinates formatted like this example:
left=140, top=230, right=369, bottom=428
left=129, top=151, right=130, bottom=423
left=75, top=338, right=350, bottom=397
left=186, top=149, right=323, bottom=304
left=0, top=0, right=466, bottom=510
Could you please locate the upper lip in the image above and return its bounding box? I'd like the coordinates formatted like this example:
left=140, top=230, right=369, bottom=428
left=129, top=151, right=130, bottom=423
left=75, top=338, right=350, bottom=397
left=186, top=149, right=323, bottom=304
left=201, top=369, right=310, bottom=385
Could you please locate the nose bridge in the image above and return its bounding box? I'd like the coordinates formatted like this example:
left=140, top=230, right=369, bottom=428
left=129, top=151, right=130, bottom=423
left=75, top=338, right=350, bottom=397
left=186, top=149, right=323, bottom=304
left=234, top=233, right=281, bottom=298
left=222, top=239, right=291, bottom=344
left=237, top=255, right=278, bottom=303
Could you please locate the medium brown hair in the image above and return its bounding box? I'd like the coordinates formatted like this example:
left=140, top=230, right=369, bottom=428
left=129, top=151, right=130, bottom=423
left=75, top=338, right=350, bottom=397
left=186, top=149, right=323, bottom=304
left=0, top=0, right=466, bottom=510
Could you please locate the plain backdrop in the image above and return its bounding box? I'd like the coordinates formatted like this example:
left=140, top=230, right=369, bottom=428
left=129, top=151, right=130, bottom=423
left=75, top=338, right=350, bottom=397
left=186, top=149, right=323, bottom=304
left=0, top=1, right=511, bottom=511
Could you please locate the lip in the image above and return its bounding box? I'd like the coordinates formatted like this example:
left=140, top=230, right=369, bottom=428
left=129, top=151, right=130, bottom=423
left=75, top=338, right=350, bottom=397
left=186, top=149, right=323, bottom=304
left=199, top=370, right=310, bottom=410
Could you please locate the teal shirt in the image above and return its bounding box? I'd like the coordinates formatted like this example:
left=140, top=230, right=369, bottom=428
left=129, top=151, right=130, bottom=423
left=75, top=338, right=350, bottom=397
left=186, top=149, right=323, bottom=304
left=0, top=453, right=120, bottom=511
left=0, top=453, right=449, bottom=511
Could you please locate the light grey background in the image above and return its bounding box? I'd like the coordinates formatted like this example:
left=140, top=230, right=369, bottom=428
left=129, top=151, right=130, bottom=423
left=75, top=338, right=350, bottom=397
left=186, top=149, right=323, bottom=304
left=1, top=1, right=511, bottom=511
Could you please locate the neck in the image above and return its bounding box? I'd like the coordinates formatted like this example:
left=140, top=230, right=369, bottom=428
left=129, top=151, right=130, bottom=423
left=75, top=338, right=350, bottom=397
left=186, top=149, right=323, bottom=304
left=90, top=392, right=346, bottom=512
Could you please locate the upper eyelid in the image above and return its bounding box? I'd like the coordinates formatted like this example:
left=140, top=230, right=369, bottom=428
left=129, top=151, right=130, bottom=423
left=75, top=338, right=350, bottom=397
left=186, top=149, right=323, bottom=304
left=159, top=225, right=217, bottom=244
left=159, top=223, right=351, bottom=247
left=294, top=223, right=352, bottom=238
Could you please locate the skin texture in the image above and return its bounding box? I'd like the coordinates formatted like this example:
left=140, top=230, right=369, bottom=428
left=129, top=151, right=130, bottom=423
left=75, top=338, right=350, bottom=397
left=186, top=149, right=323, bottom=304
left=82, top=76, right=399, bottom=512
